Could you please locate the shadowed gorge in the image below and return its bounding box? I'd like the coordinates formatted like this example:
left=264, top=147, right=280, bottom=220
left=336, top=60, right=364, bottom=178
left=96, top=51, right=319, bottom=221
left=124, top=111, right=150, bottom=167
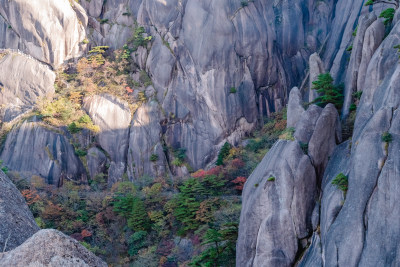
left=1, top=0, right=400, bottom=266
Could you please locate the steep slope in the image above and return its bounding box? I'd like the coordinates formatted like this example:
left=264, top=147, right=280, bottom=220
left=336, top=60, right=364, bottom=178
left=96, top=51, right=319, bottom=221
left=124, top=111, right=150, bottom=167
left=0, top=0, right=339, bottom=184
left=237, top=102, right=341, bottom=266
left=0, top=170, right=39, bottom=251
left=0, top=170, right=107, bottom=266
left=238, top=1, right=400, bottom=266
left=0, top=51, right=55, bottom=122
left=0, top=119, right=87, bottom=186
left=0, top=0, right=87, bottom=67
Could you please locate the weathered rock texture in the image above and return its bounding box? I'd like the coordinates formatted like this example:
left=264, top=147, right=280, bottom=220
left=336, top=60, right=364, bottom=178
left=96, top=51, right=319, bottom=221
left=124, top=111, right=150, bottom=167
left=127, top=101, right=170, bottom=180
left=0, top=229, right=107, bottom=267
left=239, top=2, right=400, bottom=266
left=83, top=94, right=131, bottom=184
left=78, top=0, right=336, bottom=171
left=0, top=52, right=55, bottom=122
left=287, top=87, right=305, bottom=128
left=0, top=119, right=86, bottom=186
left=0, top=0, right=350, bottom=182
left=237, top=98, right=341, bottom=266
left=308, top=53, right=324, bottom=102
left=0, top=170, right=39, bottom=252
left=0, top=0, right=87, bottom=67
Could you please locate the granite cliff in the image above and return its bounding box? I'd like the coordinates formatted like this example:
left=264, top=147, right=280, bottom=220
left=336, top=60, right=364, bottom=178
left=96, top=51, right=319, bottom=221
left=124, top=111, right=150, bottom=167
left=0, top=0, right=399, bottom=266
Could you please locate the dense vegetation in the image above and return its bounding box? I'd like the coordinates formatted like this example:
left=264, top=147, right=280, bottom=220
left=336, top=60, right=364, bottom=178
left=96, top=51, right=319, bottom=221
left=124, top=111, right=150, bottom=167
left=4, top=24, right=294, bottom=265
left=10, top=109, right=288, bottom=266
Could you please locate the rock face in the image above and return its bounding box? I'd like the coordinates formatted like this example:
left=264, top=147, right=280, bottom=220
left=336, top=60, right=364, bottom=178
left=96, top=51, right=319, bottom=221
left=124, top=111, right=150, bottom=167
left=0, top=119, right=86, bottom=186
left=0, top=229, right=107, bottom=267
left=0, top=0, right=87, bottom=67
left=287, top=87, right=305, bottom=128
left=127, top=101, right=170, bottom=180
left=239, top=3, right=400, bottom=266
left=78, top=0, right=336, bottom=170
left=83, top=94, right=131, bottom=184
left=237, top=100, right=341, bottom=266
left=0, top=52, right=55, bottom=122
left=237, top=140, right=317, bottom=267
left=0, top=170, right=39, bottom=252
left=308, top=53, right=324, bottom=102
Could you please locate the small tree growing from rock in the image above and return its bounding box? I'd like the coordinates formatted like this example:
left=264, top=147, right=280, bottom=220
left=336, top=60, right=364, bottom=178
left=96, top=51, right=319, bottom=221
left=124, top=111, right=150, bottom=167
left=311, top=73, right=344, bottom=111
left=365, top=0, right=399, bottom=25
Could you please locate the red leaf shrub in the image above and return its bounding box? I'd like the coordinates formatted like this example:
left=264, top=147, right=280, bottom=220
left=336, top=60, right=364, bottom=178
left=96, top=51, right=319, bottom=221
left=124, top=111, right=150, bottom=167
left=231, top=176, right=247, bottom=191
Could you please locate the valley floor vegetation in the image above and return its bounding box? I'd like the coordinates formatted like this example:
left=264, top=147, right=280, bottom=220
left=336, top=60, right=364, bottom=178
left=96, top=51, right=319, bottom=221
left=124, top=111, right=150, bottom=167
left=10, top=110, right=289, bottom=266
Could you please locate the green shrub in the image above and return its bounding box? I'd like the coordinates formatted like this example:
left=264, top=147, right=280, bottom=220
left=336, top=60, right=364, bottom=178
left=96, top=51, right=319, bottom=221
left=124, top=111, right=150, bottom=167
left=394, top=44, right=400, bottom=58
left=352, top=91, right=363, bottom=100
left=299, top=142, right=308, bottom=154
left=149, top=154, right=158, bottom=162
left=349, top=103, right=357, bottom=112
left=352, top=26, right=358, bottom=37
left=332, top=173, right=348, bottom=192
left=128, top=231, right=147, bottom=256
left=172, top=148, right=186, bottom=166
left=216, top=142, right=232, bottom=166
left=68, top=122, right=82, bottom=134
left=311, top=73, right=344, bottom=111
left=139, top=70, right=152, bottom=87
left=88, top=46, right=109, bottom=65
left=128, top=26, right=152, bottom=52
left=241, top=1, right=248, bottom=7
left=78, top=114, right=92, bottom=124
left=267, top=176, right=275, bottom=182
left=379, top=8, right=395, bottom=25
left=254, top=183, right=259, bottom=187
left=365, top=0, right=374, bottom=5
left=230, top=87, right=237, bottom=94
left=75, top=149, right=87, bottom=157
left=113, top=195, right=151, bottom=232
left=346, top=45, right=353, bottom=52
left=100, top=18, right=108, bottom=24
left=171, top=158, right=182, bottom=167
left=190, top=225, right=237, bottom=267
left=82, top=38, right=89, bottom=44
left=381, top=131, right=393, bottom=143
left=279, top=127, right=295, bottom=141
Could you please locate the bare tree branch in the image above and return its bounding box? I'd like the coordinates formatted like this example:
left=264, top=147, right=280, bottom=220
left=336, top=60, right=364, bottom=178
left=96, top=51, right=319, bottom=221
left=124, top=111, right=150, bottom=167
left=2, top=231, right=11, bottom=253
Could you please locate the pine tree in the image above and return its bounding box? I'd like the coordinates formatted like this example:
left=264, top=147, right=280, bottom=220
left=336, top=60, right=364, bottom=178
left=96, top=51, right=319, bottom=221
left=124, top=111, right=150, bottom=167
left=128, top=197, right=151, bottom=232
left=216, top=142, right=231, bottom=166
left=312, top=73, right=343, bottom=111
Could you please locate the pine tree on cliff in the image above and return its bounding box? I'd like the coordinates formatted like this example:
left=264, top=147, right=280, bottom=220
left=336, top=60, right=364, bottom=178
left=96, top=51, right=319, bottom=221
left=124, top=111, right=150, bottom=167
left=312, top=73, right=343, bottom=111
left=365, top=0, right=398, bottom=25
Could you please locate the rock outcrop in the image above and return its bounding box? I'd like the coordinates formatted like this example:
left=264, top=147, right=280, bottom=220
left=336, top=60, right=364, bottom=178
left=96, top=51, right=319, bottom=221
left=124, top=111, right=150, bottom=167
left=0, top=52, right=55, bottom=122
left=78, top=0, right=337, bottom=171
left=127, top=101, right=170, bottom=180
left=237, top=140, right=317, bottom=267
left=308, top=53, right=325, bottom=102
left=0, top=170, right=39, bottom=252
left=0, top=229, right=107, bottom=267
left=237, top=95, right=341, bottom=266
left=0, top=164, right=106, bottom=266
left=287, top=87, right=305, bottom=128
left=83, top=94, right=131, bottom=184
left=0, top=0, right=87, bottom=67
left=0, top=119, right=86, bottom=186
left=239, top=2, right=400, bottom=266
